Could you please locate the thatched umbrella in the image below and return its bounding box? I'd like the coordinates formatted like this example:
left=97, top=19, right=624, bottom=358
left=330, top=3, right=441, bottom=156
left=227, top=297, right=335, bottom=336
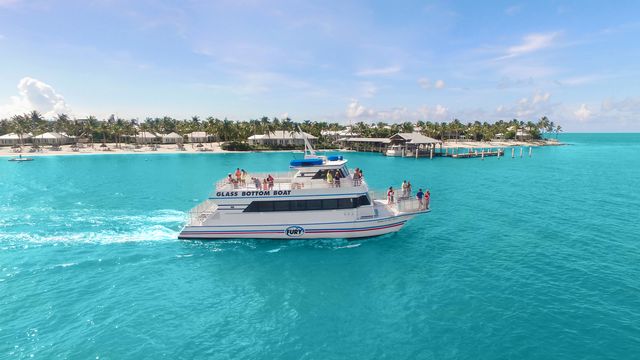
left=196, top=143, right=204, bottom=148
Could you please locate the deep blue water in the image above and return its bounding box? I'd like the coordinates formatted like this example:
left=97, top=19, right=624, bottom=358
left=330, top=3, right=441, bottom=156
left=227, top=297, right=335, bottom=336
left=1, top=134, right=639, bottom=359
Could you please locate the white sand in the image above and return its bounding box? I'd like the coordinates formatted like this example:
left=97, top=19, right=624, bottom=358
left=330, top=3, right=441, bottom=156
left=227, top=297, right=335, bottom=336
left=1, top=139, right=563, bottom=158
left=0, top=142, right=228, bottom=157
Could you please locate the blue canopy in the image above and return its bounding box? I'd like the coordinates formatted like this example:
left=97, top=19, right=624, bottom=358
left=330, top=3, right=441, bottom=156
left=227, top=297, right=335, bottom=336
left=327, top=155, right=343, bottom=161
left=290, top=158, right=323, bottom=167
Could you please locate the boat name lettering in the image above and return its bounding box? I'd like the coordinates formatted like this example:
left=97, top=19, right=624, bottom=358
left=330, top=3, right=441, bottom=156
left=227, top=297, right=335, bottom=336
left=215, top=190, right=292, bottom=197
left=285, top=226, right=305, bottom=237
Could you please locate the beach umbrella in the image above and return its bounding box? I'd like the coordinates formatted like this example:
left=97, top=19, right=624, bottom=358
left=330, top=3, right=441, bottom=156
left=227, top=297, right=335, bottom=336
left=196, top=143, right=204, bottom=147
left=100, top=143, right=107, bottom=148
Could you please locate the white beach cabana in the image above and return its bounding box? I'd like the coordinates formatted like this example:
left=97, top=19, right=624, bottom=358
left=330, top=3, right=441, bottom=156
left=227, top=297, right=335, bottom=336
left=134, top=131, right=159, bottom=144
left=0, top=133, right=32, bottom=146
left=32, top=132, right=71, bottom=145
left=162, top=132, right=183, bottom=144
left=186, top=131, right=209, bottom=143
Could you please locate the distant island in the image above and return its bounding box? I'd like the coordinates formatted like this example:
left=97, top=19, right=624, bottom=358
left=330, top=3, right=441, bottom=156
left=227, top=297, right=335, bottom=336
left=0, top=111, right=562, bottom=156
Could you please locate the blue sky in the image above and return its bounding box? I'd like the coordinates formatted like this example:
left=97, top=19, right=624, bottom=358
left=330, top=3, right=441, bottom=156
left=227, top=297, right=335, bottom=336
left=0, top=0, right=639, bottom=131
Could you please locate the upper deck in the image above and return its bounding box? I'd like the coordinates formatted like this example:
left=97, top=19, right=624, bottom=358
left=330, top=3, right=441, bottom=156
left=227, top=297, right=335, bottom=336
left=214, top=153, right=368, bottom=193
left=215, top=168, right=367, bottom=193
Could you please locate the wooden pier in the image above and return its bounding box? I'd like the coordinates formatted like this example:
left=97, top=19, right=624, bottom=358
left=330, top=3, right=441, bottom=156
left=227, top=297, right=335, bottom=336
left=442, top=148, right=505, bottom=159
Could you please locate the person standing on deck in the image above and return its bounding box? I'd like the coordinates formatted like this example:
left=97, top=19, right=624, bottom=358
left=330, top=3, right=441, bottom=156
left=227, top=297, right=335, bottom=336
left=387, top=186, right=395, bottom=204
left=267, top=174, right=274, bottom=190
left=241, top=169, right=247, bottom=186
left=235, top=168, right=242, bottom=183
left=353, top=168, right=361, bottom=186
left=416, top=188, right=425, bottom=210
left=326, top=170, right=334, bottom=187
left=407, top=181, right=412, bottom=198
left=425, top=190, right=430, bottom=209
left=334, top=170, right=341, bottom=187
left=401, top=180, right=408, bottom=198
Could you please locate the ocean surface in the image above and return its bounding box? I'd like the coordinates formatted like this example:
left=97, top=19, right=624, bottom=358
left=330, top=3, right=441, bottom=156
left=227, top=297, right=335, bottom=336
left=1, top=133, right=639, bottom=359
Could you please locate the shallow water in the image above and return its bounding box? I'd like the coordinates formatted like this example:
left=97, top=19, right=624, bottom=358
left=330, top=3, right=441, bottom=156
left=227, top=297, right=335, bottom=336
left=1, top=134, right=639, bottom=359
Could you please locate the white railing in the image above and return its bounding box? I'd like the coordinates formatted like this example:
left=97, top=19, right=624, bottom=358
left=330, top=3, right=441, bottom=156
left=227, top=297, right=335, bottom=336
left=214, top=172, right=368, bottom=192
left=188, top=200, right=218, bottom=225
left=370, top=191, right=430, bottom=213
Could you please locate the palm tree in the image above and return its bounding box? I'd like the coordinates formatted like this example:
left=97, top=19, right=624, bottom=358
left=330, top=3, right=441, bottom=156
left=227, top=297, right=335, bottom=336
left=555, top=125, right=562, bottom=139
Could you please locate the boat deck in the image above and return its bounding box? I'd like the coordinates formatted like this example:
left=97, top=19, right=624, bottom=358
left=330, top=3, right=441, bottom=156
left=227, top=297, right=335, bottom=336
left=215, top=171, right=367, bottom=192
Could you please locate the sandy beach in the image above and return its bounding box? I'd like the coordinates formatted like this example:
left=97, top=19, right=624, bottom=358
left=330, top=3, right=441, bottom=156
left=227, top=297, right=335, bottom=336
left=0, top=139, right=563, bottom=157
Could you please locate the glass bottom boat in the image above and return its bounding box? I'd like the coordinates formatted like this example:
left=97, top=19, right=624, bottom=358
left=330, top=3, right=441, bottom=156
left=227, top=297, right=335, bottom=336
left=179, top=135, right=430, bottom=240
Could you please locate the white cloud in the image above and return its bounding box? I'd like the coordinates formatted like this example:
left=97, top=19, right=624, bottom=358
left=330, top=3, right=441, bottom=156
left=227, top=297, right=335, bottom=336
left=355, top=66, right=401, bottom=77
left=574, top=104, right=591, bottom=121
left=346, top=100, right=372, bottom=119
left=505, top=5, right=522, bottom=15
left=346, top=100, right=449, bottom=122
left=533, top=92, right=550, bottom=104
left=501, top=32, right=559, bottom=59
left=418, top=77, right=446, bottom=90
left=0, top=0, right=20, bottom=7
left=361, top=82, right=378, bottom=98
left=0, top=77, right=71, bottom=118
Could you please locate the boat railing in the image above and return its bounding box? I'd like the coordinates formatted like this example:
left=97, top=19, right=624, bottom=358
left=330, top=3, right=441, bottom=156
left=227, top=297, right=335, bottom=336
left=369, top=191, right=429, bottom=213
left=188, top=199, right=218, bottom=226
left=214, top=171, right=368, bottom=191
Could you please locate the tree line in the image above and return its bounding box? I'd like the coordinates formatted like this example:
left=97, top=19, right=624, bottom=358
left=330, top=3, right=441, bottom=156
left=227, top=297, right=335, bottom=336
left=1, top=111, right=562, bottom=145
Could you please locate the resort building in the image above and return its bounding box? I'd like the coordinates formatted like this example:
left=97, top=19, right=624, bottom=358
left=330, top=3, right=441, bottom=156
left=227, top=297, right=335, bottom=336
left=186, top=131, right=209, bottom=143
left=0, top=133, right=31, bottom=146
left=388, top=132, right=442, bottom=157
left=32, top=132, right=72, bottom=145
left=247, top=131, right=317, bottom=146
left=162, top=132, right=183, bottom=144
left=320, top=127, right=359, bottom=140
left=134, top=132, right=159, bottom=144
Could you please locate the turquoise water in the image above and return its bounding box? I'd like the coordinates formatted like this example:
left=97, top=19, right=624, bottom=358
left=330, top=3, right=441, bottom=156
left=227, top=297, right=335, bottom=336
left=1, top=134, right=639, bottom=359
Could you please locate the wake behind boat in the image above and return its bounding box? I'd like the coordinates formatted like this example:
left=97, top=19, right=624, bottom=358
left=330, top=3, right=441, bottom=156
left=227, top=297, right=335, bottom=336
left=179, top=133, right=430, bottom=240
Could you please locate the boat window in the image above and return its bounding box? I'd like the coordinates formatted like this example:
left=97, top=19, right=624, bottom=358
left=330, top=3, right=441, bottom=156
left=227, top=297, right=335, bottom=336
left=290, top=200, right=306, bottom=211
left=322, top=199, right=338, bottom=210
left=257, top=201, right=274, bottom=212
left=337, top=198, right=354, bottom=209
left=312, top=169, right=329, bottom=179
left=273, top=201, right=290, bottom=211
left=357, top=195, right=371, bottom=206
left=306, top=199, right=322, bottom=210
left=243, top=196, right=368, bottom=212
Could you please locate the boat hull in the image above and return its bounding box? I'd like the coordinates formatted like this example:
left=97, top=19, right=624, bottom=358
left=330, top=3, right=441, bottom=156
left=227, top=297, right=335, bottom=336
left=178, top=214, right=421, bottom=240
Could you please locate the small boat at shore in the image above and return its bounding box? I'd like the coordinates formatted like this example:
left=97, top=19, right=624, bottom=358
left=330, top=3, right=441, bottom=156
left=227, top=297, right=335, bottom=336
left=8, top=155, right=34, bottom=162
left=179, top=133, right=430, bottom=240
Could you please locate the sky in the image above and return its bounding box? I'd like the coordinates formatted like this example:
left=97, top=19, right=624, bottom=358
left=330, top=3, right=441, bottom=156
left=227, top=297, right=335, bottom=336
left=0, top=0, right=639, bottom=131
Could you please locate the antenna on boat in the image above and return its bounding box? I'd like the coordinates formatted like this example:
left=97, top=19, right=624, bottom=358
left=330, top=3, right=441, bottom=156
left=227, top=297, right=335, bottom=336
left=298, top=125, right=317, bottom=159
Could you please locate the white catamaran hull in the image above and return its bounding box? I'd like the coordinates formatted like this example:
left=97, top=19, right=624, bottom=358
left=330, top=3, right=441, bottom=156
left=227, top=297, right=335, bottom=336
left=178, top=212, right=425, bottom=240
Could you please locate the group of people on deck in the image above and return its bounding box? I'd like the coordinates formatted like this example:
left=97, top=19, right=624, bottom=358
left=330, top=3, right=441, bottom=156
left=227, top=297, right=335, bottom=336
left=227, top=168, right=274, bottom=190
left=325, top=169, right=342, bottom=187
left=387, top=179, right=430, bottom=210
left=352, top=168, right=364, bottom=186
left=324, top=167, right=364, bottom=187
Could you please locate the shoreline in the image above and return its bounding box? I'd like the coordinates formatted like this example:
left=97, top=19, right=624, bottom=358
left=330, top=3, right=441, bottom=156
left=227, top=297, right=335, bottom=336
left=0, top=140, right=563, bottom=158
